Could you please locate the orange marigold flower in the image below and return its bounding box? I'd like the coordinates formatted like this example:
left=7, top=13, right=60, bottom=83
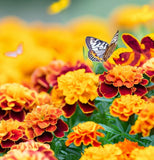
left=24, top=104, right=68, bottom=142
left=65, top=121, right=104, bottom=147
left=0, top=83, right=38, bottom=122
left=55, top=69, right=98, bottom=117
left=80, top=144, right=122, bottom=160
left=142, top=57, right=154, bottom=82
left=130, top=146, right=154, bottom=160
left=9, top=140, right=57, bottom=160
left=0, top=119, right=27, bottom=153
left=110, top=95, right=146, bottom=121
left=105, top=33, right=154, bottom=68
left=97, top=65, right=148, bottom=98
left=116, top=139, right=144, bottom=160
left=130, top=102, right=154, bottom=137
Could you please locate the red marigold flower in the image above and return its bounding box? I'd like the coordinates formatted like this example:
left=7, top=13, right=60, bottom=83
left=0, top=119, right=27, bottom=153
left=24, top=104, right=68, bottom=142
left=116, top=139, right=144, bottom=160
left=105, top=33, right=154, bottom=68
left=65, top=121, right=105, bottom=147
left=52, top=69, right=98, bottom=117
left=97, top=65, right=148, bottom=98
left=130, top=102, right=154, bottom=137
left=110, top=95, right=146, bottom=121
left=142, top=57, right=154, bottom=82
left=0, top=83, right=38, bottom=122
left=8, top=140, right=57, bottom=160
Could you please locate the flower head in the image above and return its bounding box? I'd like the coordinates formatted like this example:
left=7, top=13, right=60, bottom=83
left=0, top=83, right=38, bottom=122
left=1, top=140, right=57, bottom=160
left=110, top=95, right=146, bottom=121
left=53, top=69, right=98, bottom=117
left=0, top=119, right=27, bottom=153
left=106, top=33, right=154, bottom=68
left=98, top=65, right=148, bottom=98
left=130, top=102, right=154, bottom=136
left=80, top=144, right=122, bottom=160
left=24, top=104, right=68, bottom=142
left=65, top=121, right=104, bottom=147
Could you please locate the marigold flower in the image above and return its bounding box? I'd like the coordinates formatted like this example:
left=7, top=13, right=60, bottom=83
left=65, top=121, right=104, bottom=147
left=115, top=139, right=144, bottom=160
left=110, top=5, right=154, bottom=29
left=55, top=69, right=98, bottom=117
left=0, top=83, right=38, bottom=122
left=130, top=146, right=154, bottom=160
left=130, top=102, right=154, bottom=137
left=37, top=92, right=52, bottom=106
left=48, top=0, right=70, bottom=14
left=142, top=57, right=154, bottom=82
left=24, top=104, right=68, bottom=142
left=80, top=144, right=122, bottom=160
left=106, top=33, right=154, bottom=68
left=98, top=65, right=148, bottom=98
left=0, top=119, right=27, bottom=153
left=7, top=140, right=57, bottom=160
left=110, top=95, right=146, bottom=121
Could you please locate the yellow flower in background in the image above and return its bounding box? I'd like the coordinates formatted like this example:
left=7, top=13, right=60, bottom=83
left=110, top=4, right=154, bottom=29
left=48, top=0, right=70, bottom=14
left=80, top=144, right=122, bottom=160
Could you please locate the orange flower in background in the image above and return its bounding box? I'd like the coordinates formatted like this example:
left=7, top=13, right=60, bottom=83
left=0, top=119, right=27, bottom=153
left=105, top=33, right=154, bottom=69
left=48, top=0, right=70, bottom=14
left=37, top=92, right=52, bottom=106
left=116, top=139, right=144, bottom=160
left=130, top=102, right=154, bottom=137
left=65, top=121, right=105, bottom=147
left=0, top=83, right=38, bottom=122
left=25, top=104, right=68, bottom=143
left=110, top=95, right=146, bottom=121
left=130, top=146, right=154, bottom=160
left=110, top=4, right=154, bottom=29
left=80, top=144, right=122, bottom=160
left=142, top=57, right=154, bottom=82
left=54, top=69, right=98, bottom=117
left=97, top=65, right=148, bottom=98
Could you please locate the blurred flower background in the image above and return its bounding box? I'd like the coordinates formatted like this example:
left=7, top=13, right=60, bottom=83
left=0, top=0, right=153, bottom=160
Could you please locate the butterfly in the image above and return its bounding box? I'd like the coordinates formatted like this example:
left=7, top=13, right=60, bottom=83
left=85, top=30, right=119, bottom=62
left=5, top=43, right=23, bottom=57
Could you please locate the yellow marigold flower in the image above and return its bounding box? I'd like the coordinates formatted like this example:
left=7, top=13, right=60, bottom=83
left=116, top=139, right=144, bottom=160
left=130, top=146, right=154, bottom=160
left=25, top=104, right=68, bottom=143
left=80, top=144, right=122, bottom=160
left=0, top=119, right=27, bottom=153
left=110, top=5, right=154, bottom=29
left=58, top=69, right=98, bottom=104
left=0, top=83, right=38, bottom=122
left=110, top=95, right=146, bottom=121
left=130, top=102, right=154, bottom=137
left=48, top=0, right=70, bottom=14
left=65, top=121, right=105, bottom=147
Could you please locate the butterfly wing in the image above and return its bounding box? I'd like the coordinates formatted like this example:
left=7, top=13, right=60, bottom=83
left=5, top=43, right=23, bottom=57
left=103, top=30, right=119, bottom=61
left=86, top=36, right=109, bottom=62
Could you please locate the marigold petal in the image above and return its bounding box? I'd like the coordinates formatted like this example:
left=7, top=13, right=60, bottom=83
left=141, top=36, right=154, bottom=52
left=91, top=140, right=101, bottom=147
left=134, top=85, right=147, bottom=96
left=140, top=79, right=149, bottom=85
left=119, top=86, right=132, bottom=95
left=1, top=140, right=14, bottom=148
left=78, top=101, right=96, bottom=114
left=62, top=103, right=76, bottom=118
left=37, top=132, right=53, bottom=143
left=100, top=83, right=118, bottom=98
left=10, top=110, right=25, bottom=122
left=74, top=137, right=82, bottom=146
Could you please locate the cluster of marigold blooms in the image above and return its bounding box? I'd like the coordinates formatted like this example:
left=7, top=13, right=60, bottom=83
left=0, top=3, right=154, bottom=159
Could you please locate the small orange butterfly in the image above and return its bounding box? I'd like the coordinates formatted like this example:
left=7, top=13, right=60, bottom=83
left=85, top=30, right=119, bottom=62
